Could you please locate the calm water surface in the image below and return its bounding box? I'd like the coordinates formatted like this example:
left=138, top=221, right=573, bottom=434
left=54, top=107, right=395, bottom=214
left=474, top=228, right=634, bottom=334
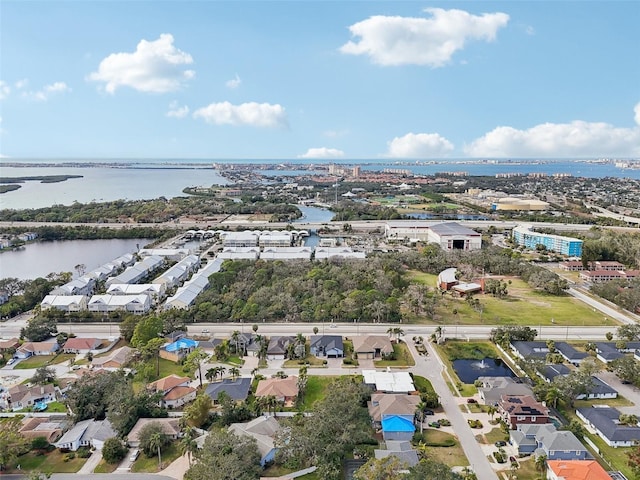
left=452, top=358, right=515, bottom=384
left=0, top=239, right=148, bottom=280
left=0, top=166, right=228, bottom=209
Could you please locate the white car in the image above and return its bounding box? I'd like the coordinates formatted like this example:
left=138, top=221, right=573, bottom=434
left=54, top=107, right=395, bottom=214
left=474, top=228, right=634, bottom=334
left=129, top=449, right=140, bottom=462
left=6, top=358, right=16, bottom=365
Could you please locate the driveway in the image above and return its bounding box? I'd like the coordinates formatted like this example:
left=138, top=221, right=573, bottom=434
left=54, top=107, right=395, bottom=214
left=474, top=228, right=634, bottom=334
left=76, top=449, right=103, bottom=474
left=597, top=371, right=640, bottom=414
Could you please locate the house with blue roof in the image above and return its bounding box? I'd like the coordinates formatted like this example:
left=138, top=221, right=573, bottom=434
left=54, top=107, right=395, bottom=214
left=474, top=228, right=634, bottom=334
left=159, top=337, right=198, bottom=362
left=381, top=415, right=415, bottom=441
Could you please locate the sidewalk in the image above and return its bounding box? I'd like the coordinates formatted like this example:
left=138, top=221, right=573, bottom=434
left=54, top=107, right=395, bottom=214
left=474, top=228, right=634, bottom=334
left=76, top=449, right=103, bottom=474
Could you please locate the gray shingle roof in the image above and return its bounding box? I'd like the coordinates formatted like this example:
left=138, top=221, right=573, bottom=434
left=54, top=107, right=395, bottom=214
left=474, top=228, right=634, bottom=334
left=205, top=377, right=251, bottom=401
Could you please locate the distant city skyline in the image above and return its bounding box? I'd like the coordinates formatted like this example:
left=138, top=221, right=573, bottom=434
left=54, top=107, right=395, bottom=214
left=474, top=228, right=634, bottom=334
left=1, top=1, right=639, bottom=159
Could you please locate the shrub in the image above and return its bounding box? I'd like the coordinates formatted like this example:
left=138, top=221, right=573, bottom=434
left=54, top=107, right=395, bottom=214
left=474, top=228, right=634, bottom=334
left=102, top=437, right=128, bottom=464
left=31, top=436, right=50, bottom=451
left=64, top=452, right=76, bottom=462
left=493, top=451, right=506, bottom=463
left=77, top=447, right=92, bottom=458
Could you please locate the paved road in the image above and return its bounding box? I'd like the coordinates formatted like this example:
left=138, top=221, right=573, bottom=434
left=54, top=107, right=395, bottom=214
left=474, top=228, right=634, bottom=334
left=0, top=320, right=625, bottom=343
left=406, top=340, right=498, bottom=479
left=568, top=287, right=640, bottom=326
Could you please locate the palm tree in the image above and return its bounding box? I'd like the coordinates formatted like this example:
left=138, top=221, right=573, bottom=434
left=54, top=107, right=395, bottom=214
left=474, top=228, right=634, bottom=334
left=313, top=326, right=319, bottom=335
left=216, top=366, right=227, bottom=380
left=229, top=367, right=240, bottom=380
left=534, top=454, right=547, bottom=477
left=251, top=367, right=260, bottom=377
left=148, top=431, right=165, bottom=470
left=252, top=324, right=259, bottom=334
left=265, top=395, right=278, bottom=416
left=230, top=330, right=241, bottom=355
left=415, top=401, right=426, bottom=434
left=205, top=367, right=217, bottom=383
left=545, top=386, right=561, bottom=409
left=178, top=426, right=198, bottom=466
left=487, top=405, right=497, bottom=421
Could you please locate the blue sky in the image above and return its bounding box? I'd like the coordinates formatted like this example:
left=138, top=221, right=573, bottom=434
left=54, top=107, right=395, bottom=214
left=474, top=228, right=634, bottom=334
left=1, top=1, right=639, bottom=159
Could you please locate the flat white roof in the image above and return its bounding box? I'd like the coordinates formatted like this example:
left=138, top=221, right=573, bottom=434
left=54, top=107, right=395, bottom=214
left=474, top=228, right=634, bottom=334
left=362, top=370, right=415, bottom=393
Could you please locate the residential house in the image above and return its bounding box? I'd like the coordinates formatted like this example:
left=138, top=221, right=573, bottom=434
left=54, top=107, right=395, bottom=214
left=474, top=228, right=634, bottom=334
left=6, top=384, right=56, bottom=411
left=19, top=417, right=65, bottom=443
left=127, top=418, right=182, bottom=447
left=510, top=424, right=589, bottom=460
left=576, top=406, right=640, bottom=448
left=266, top=336, right=295, bottom=360
left=0, top=338, right=19, bottom=353
left=62, top=337, right=102, bottom=354
left=148, top=374, right=196, bottom=408
left=229, top=416, right=281, bottom=466
left=510, top=341, right=549, bottom=361
left=106, top=283, right=165, bottom=304
left=498, top=395, right=550, bottom=429
left=374, top=440, right=419, bottom=468
left=15, top=341, right=59, bottom=359
left=205, top=377, right=252, bottom=404
left=363, top=370, right=416, bottom=393
left=159, top=338, right=198, bottom=362
left=55, top=419, right=117, bottom=451
left=554, top=342, right=589, bottom=366
left=88, top=294, right=152, bottom=315
left=546, top=460, right=612, bottom=480
left=255, top=376, right=299, bottom=406
left=368, top=393, right=421, bottom=428
left=381, top=415, right=415, bottom=441
left=40, top=295, right=88, bottom=312
left=197, top=339, right=222, bottom=356
left=577, top=377, right=617, bottom=400
left=478, top=377, right=535, bottom=406
left=595, top=342, right=623, bottom=363
left=309, top=335, right=344, bottom=358
left=50, top=277, right=95, bottom=296
left=92, top=346, right=134, bottom=370
left=539, top=364, right=572, bottom=383
left=352, top=335, right=393, bottom=359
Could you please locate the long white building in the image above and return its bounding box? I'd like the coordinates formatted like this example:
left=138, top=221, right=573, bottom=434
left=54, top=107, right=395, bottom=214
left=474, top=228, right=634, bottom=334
left=385, top=221, right=482, bottom=251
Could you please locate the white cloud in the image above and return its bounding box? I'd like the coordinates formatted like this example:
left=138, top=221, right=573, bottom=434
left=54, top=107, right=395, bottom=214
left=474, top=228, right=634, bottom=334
left=298, top=147, right=345, bottom=159
left=193, top=101, right=287, bottom=128
left=226, top=74, right=241, bottom=89
left=166, top=101, right=190, bottom=119
left=339, top=7, right=509, bottom=67
left=25, top=81, right=71, bottom=101
left=465, top=104, right=640, bottom=157
left=386, top=133, right=454, bottom=158
left=88, top=34, right=194, bottom=94
left=0, top=81, right=10, bottom=100
left=15, top=79, right=28, bottom=89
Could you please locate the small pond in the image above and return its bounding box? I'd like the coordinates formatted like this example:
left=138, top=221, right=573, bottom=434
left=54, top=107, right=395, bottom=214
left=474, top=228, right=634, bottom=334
left=452, top=358, right=515, bottom=384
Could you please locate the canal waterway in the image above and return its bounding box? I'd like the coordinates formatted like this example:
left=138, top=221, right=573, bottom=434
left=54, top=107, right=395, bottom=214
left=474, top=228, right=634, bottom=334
left=0, top=238, right=148, bottom=280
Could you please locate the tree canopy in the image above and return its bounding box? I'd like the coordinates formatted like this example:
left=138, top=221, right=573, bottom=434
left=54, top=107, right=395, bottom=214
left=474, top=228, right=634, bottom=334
left=185, top=428, right=262, bottom=480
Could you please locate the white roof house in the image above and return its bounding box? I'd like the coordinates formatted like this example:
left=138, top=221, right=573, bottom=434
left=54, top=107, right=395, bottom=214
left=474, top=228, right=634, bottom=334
left=260, top=247, right=313, bottom=260
left=259, top=233, right=292, bottom=247
left=41, top=295, right=88, bottom=312
left=152, top=254, right=200, bottom=288
left=314, top=247, right=366, bottom=260
left=106, top=255, right=165, bottom=286
left=362, top=370, right=416, bottom=393
left=88, top=294, right=151, bottom=314
left=221, top=231, right=259, bottom=248
left=50, top=277, right=95, bottom=296
left=164, top=258, right=224, bottom=310
left=218, top=249, right=260, bottom=260
left=106, top=283, right=165, bottom=303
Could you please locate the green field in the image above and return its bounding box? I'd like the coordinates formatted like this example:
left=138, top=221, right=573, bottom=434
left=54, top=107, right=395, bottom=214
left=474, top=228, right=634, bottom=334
left=8, top=449, right=87, bottom=473
left=299, top=375, right=339, bottom=411
left=131, top=443, right=181, bottom=473
left=414, top=429, right=468, bottom=467
left=407, top=273, right=615, bottom=326
left=375, top=342, right=415, bottom=367
left=14, top=353, right=75, bottom=369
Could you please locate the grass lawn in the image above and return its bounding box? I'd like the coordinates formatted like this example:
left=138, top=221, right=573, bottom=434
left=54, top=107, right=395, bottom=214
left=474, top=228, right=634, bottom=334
left=8, top=449, right=87, bottom=473
left=375, top=342, right=415, bottom=367
left=299, top=375, right=338, bottom=411
left=406, top=273, right=616, bottom=326
left=44, top=401, right=67, bottom=413
left=131, top=443, right=181, bottom=473
left=14, top=353, right=72, bottom=369
left=283, top=355, right=327, bottom=368
left=477, top=427, right=509, bottom=445
left=412, top=375, right=437, bottom=397
left=499, top=457, right=542, bottom=480
left=223, top=355, right=245, bottom=366
left=94, top=459, right=119, bottom=473
left=414, top=430, right=468, bottom=467
left=157, top=358, right=192, bottom=378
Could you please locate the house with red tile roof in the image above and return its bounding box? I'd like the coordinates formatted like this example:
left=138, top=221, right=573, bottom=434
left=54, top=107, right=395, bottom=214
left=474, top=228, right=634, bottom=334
left=62, top=337, right=102, bottom=354
left=255, top=376, right=299, bottom=406
left=547, top=460, right=611, bottom=480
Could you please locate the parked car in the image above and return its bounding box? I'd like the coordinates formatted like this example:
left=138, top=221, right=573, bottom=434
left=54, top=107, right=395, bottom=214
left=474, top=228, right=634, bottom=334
left=428, top=422, right=441, bottom=428
left=423, top=409, right=434, bottom=416
left=495, top=441, right=507, bottom=447
left=6, top=358, right=15, bottom=365
left=129, top=449, right=140, bottom=462
left=466, top=398, right=477, bottom=404
left=201, top=329, right=210, bottom=334
left=438, top=419, right=451, bottom=426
